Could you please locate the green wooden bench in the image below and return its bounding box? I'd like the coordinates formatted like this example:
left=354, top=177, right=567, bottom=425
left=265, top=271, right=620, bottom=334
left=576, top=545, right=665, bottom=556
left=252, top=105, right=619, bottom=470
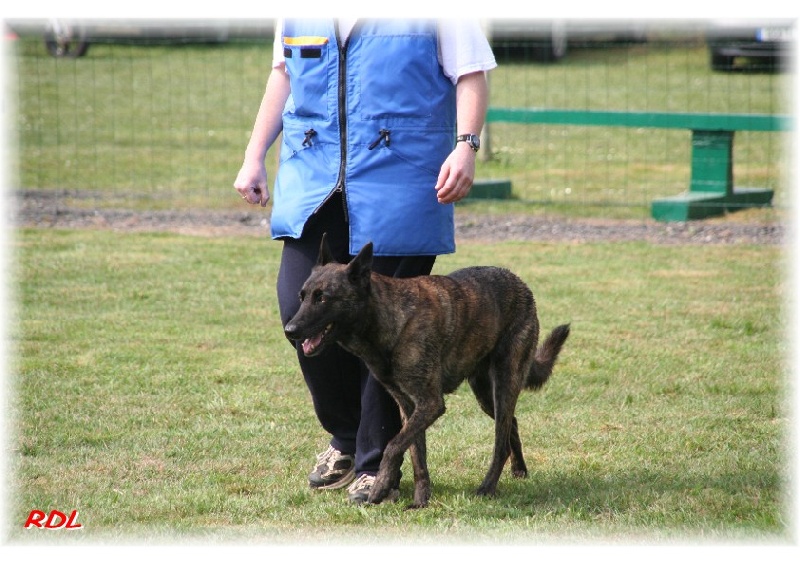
left=485, top=107, right=791, bottom=221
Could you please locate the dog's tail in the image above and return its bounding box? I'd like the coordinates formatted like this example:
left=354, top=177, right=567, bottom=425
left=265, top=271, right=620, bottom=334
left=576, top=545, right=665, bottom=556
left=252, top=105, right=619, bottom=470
left=526, top=323, right=571, bottom=390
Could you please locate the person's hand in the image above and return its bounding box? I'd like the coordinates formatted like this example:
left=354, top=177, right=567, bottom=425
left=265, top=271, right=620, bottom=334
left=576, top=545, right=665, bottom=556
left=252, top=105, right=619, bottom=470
left=234, top=159, right=270, bottom=206
left=434, top=144, right=476, bottom=204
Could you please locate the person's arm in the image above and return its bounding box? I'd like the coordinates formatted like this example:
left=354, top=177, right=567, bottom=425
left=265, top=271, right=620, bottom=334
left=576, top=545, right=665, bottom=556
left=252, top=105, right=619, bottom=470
left=433, top=70, right=489, bottom=204
left=233, top=66, right=290, bottom=206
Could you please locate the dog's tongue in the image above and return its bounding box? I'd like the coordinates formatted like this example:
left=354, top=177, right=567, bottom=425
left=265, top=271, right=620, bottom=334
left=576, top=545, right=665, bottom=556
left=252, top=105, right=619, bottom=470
left=302, top=333, right=324, bottom=356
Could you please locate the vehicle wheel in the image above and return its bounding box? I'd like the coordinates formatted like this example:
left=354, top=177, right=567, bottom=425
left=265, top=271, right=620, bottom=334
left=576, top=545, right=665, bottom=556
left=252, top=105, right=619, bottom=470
left=534, top=21, right=567, bottom=62
left=44, top=20, right=89, bottom=58
left=710, top=49, right=734, bottom=71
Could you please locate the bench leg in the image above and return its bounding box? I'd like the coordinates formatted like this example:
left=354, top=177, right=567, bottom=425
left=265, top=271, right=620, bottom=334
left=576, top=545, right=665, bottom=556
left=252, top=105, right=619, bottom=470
left=651, top=129, right=773, bottom=221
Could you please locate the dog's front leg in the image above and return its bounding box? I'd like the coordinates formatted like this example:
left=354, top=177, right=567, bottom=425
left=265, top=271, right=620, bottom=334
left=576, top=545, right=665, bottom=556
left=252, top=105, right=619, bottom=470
left=369, top=445, right=403, bottom=505
left=367, top=389, right=412, bottom=505
left=369, top=396, right=445, bottom=507
left=380, top=394, right=432, bottom=509
left=407, top=431, right=431, bottom=509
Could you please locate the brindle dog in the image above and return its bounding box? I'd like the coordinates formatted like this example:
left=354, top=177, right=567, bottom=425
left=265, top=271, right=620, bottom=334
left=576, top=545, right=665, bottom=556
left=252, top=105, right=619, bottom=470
left=284, top=234, right=570, bottom=508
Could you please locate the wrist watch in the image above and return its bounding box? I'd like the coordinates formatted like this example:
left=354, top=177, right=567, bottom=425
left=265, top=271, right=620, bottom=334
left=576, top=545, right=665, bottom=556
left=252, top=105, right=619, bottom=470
left=456, top=133, right=480, bottom=152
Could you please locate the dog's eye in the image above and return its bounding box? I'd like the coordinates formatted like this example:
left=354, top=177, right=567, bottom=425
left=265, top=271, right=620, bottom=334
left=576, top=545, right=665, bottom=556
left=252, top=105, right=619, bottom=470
left=312, top=290, right=325, bottom=304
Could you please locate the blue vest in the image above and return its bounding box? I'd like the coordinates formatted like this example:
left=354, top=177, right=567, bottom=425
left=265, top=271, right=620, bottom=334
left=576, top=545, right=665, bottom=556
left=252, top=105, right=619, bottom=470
left=272, top=19, right=457, bottom=256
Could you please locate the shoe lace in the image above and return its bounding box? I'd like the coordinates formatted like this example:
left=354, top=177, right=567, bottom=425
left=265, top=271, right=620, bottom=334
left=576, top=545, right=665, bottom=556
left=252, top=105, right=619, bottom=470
left=347, top=474, right=375, bottom=494
left=316, top=445, right=339, bottom=466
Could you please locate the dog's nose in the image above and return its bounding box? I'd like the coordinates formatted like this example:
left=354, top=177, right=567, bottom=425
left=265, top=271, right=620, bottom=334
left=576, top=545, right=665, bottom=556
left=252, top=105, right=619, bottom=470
left=284, top=322, right=300, bottom=341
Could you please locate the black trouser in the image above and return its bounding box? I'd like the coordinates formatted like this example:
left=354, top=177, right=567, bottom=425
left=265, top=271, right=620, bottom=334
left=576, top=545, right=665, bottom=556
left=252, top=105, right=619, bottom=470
left=276, top=193, right=436, bottom=476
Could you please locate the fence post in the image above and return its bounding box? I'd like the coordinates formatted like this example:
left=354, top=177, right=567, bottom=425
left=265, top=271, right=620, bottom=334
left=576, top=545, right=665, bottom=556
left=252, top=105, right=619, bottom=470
left=480, top=18, right=492, bottom=164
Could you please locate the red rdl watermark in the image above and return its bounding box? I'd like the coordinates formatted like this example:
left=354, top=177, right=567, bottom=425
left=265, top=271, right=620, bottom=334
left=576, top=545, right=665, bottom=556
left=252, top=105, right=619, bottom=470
left=24, top=509, right=83, bottom=530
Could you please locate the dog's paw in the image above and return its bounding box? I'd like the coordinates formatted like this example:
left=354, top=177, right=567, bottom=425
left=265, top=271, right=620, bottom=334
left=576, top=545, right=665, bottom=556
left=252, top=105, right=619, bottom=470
left=475, top=484, right=498, bottom=497
left=409, top=483, right=431, bottom=509
left=367, top=481, right=391, bottom=505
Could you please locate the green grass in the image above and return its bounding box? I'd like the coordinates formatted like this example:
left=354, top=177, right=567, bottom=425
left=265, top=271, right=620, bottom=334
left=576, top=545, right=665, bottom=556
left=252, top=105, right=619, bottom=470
left=485, top=40, right=791, bottom=214
left=8, top=229, right=789, bottom=542
left=9, top=34, right=791, bottom=218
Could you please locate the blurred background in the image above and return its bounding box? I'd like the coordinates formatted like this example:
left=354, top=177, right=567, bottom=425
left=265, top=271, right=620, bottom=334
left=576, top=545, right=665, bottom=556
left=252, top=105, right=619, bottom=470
left=5, top=18, right=794, bottom=221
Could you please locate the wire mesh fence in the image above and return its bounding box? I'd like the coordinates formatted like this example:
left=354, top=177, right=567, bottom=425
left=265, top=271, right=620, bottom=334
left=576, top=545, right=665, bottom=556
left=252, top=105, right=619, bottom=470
left=7, top=19, right=793, bottom=219
left=5, top=22, right=790, bottom=543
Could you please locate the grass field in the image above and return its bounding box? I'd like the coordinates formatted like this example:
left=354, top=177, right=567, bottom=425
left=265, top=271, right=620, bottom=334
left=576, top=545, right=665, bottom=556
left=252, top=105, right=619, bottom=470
left=5, top=21, right=794, bottom=550
left=10, top=33, right=792, bottom=217
left=8, top=228, right=789, bottom=543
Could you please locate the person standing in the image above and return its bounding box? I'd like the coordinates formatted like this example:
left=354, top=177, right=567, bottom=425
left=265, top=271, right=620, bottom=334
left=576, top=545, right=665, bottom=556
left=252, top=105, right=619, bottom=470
left=234, top=18, right=495, bottom=503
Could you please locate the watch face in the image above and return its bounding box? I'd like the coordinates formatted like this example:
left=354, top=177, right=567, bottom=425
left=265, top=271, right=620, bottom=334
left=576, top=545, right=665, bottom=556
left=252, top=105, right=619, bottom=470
left=459, top=134, right=480, bottom=151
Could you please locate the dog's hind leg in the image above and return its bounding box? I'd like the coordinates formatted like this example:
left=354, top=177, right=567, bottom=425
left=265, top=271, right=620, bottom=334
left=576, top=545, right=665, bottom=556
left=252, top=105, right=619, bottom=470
left=475, top=404, right=516, bottom=497
left=468, top=370, right=528, bottom=479
left=475, top=357, right=526, bottom=497
left=509, top=418, right=528, bottom=478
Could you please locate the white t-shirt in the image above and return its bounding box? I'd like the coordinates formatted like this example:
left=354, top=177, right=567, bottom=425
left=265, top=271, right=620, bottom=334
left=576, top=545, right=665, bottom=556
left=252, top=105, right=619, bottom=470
left=272, top=19, right=497, bottom=84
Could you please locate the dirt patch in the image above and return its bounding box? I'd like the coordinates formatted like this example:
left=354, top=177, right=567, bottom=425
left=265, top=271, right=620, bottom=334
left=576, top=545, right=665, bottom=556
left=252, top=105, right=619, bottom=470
left=11, top=189, right=786, bottom=246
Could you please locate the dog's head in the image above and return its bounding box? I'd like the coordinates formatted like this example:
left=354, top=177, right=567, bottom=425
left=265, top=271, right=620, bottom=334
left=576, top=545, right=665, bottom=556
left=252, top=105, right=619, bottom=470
left=283, top=234, right=373, bottom=357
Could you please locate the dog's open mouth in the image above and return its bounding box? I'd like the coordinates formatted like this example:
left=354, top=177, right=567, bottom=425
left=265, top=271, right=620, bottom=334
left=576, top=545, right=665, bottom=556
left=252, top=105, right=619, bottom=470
left=302, top=323, right=334, bottom=357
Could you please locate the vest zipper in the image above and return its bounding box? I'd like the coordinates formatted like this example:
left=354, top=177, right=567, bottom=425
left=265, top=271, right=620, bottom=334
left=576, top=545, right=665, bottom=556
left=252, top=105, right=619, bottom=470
left=368, top=129, right=391, bottom=150
left=302, top=129, right=317, bottom=147
left=333, top=19, right=353, bottom=224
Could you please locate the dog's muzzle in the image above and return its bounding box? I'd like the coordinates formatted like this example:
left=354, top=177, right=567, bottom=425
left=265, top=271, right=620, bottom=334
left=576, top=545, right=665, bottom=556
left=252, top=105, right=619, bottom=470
left=284, top=321, right=334, bottom=357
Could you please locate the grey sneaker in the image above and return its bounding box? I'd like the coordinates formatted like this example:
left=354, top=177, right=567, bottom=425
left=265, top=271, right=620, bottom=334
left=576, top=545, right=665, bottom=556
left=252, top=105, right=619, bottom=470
left=346, top=474, right=400, bottom=505
left=308, top=445, right=355, bottom=490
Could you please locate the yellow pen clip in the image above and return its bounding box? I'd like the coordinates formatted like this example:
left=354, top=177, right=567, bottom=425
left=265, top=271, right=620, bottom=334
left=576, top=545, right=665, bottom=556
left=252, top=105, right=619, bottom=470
left=284, top=36, right=330, bottom=46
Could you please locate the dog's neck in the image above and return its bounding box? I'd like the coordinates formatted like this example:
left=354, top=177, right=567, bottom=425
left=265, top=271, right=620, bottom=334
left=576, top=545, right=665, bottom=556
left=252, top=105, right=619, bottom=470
left=337, top=273, right=416, bottom=380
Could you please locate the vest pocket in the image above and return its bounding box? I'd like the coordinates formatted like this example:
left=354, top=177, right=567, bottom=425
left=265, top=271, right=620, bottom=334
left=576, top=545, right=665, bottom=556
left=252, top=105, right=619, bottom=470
left=283, top=38, right=330, bottom=119
left=356, top=127, right=450, bottom=178
left=358, top=35, right=437, bottom=120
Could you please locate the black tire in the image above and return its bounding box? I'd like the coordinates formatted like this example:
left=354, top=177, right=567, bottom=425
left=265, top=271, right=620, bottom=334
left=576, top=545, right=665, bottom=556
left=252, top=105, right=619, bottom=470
left=710, top=49, right=734, bottom=72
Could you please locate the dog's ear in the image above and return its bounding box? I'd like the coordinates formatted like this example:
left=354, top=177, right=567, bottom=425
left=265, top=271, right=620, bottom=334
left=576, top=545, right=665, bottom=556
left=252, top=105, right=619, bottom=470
left=317, top=233, right=335, bottom=266
left=347, top=242, right=373, bottom=289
